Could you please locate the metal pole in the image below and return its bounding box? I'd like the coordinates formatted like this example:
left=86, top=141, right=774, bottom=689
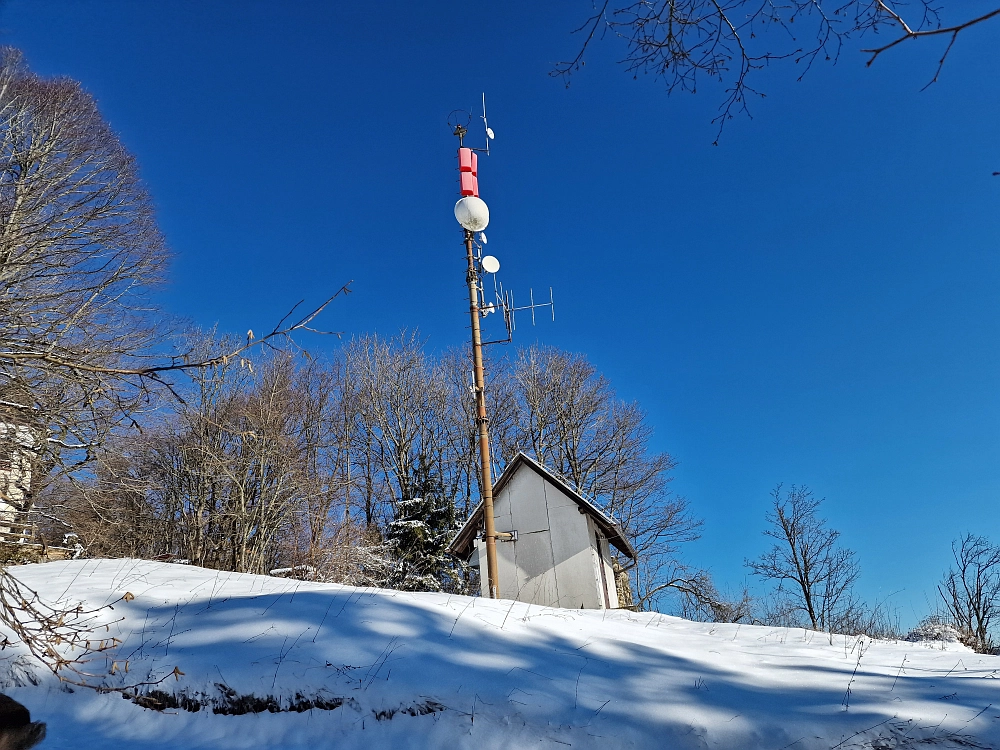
left=464, top=228, right=500, bottom=598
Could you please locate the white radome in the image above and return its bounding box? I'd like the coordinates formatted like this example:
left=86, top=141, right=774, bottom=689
left=481, top=255, right=500, bottom=274
left=454, top=196, right=490, bottom=232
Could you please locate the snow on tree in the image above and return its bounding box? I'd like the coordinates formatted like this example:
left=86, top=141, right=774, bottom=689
left=385, top=458, right=463, bottom=593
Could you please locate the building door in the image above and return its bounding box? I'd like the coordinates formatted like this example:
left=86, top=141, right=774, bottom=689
left=595, top=531, right=611, bottom=609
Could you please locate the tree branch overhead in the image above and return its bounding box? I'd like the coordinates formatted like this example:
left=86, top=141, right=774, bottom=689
left=557, top=1, right=999, bottom=139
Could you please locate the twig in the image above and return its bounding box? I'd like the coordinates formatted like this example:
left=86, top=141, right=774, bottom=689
left=863, top=3, right=1000, bottom=85
left=890, top=654, right=907, bottom=691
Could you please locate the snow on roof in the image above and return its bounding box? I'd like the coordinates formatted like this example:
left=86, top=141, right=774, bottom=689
left=449, top=451, right=637, bottom=560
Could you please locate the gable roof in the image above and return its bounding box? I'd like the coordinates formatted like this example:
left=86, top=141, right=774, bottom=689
left=449, top=452, right=637, bottom=561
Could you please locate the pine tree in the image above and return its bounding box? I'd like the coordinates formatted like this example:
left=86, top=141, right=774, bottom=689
left=385, top=458, right=462, bottom=592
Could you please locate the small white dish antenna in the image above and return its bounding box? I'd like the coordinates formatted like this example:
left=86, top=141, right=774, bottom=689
left=481, top=255, right=500, bottom=274
left=482, top=302, right=496, bottom=316
left=455, top=196, right=490, bottom=231
left=479, top=232, right=487, bottom=244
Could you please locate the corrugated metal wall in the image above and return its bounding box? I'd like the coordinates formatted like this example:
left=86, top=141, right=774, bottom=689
left=475, top=463, right=617, bottom=609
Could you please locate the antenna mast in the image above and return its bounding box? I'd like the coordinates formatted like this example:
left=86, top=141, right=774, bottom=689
left=451, top=102, right=501, bottom=599
left=449, top=97, right=553, bottom=599
left=464, top=227, right=500, bottom=599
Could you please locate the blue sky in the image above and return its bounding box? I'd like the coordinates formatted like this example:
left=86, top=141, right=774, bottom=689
left=6, top=1, right=999, bottom=624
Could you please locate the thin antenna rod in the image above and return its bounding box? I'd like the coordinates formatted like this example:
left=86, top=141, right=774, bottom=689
left=482, top=93, right=491, bottom=155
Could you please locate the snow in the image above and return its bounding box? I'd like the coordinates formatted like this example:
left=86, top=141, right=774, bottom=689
left=1, top=559, right=998, bottom=749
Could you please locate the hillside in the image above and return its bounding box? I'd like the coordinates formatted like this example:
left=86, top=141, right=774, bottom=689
left=1, top=559, right=997, bottom=749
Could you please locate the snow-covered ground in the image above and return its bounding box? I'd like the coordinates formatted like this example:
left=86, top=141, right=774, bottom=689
left=1, top=559, right=998, bottom=749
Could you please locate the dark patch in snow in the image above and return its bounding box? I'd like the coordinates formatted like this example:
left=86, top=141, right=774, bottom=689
left=373, top=700, right=447, bottom=721
left=856, top=718, right=994, bottom=749
left=131, top=690, right=205, bottom=713
left=124, top=683, right=345, bottom=715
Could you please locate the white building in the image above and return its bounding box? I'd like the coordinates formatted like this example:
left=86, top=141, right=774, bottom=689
left=449, top=452, right=635, bottom=609
left=0, top=422, right=34, bottom=539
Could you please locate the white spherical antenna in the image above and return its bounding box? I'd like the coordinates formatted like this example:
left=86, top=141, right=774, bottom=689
left=479, top=232, right=488, bottom=244
left=481, top=255, right=500, bottom=274
left=454, top=196, right=490, bottom=232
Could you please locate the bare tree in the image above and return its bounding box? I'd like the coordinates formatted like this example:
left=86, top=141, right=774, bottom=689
left=288, top=355, right=350, bottom=570
left=0, top=46, right=167, bottom=492
left=939, top=533, right=1000, bottom=653
left=62, top=337, right=699, bottom=605
left=0, top=46, right=351, bottom=687
left=747, top=484, right=860, bottom=631
left=343, top=331, right=454, bottom=530
left=0, top=46, right=346, bottom=508
left=438, top=345, right=519, bottom=520
left=69, top=338, right=339, bottom=575
left=557, top=2, right=999, bottom=140
left=0, top=45, right=173, bottom=683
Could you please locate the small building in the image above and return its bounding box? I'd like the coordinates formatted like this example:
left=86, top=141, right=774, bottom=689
left=449, top=452, right=636, bottom=609
left=0, top=381, right=37, bottom=543
left=0, top=421, right=34, bottom=542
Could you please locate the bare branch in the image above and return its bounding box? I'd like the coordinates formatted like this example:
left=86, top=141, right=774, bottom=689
left=558, top=1, right=999, bottom=137
left=863, top=4, right=1000, bottom=71
left=552, top=0, right=613, bottom=83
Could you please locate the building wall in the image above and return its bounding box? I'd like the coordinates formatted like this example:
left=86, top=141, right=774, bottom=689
left=0, top=424, right=32, bottom=515
left=475, top=464, right=615, bottom=609
left=0, top=424, right=33, bottom=538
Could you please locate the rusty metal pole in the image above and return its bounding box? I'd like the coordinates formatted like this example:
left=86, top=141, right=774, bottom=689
left=464, top=228, right=500, bottom=598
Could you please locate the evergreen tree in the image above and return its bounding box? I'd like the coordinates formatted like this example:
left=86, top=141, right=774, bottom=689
left=385, top=458, right=462, bottom=592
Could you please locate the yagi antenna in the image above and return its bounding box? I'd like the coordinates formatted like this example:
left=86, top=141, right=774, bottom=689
left=477, top=259, right=555, bottom=345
